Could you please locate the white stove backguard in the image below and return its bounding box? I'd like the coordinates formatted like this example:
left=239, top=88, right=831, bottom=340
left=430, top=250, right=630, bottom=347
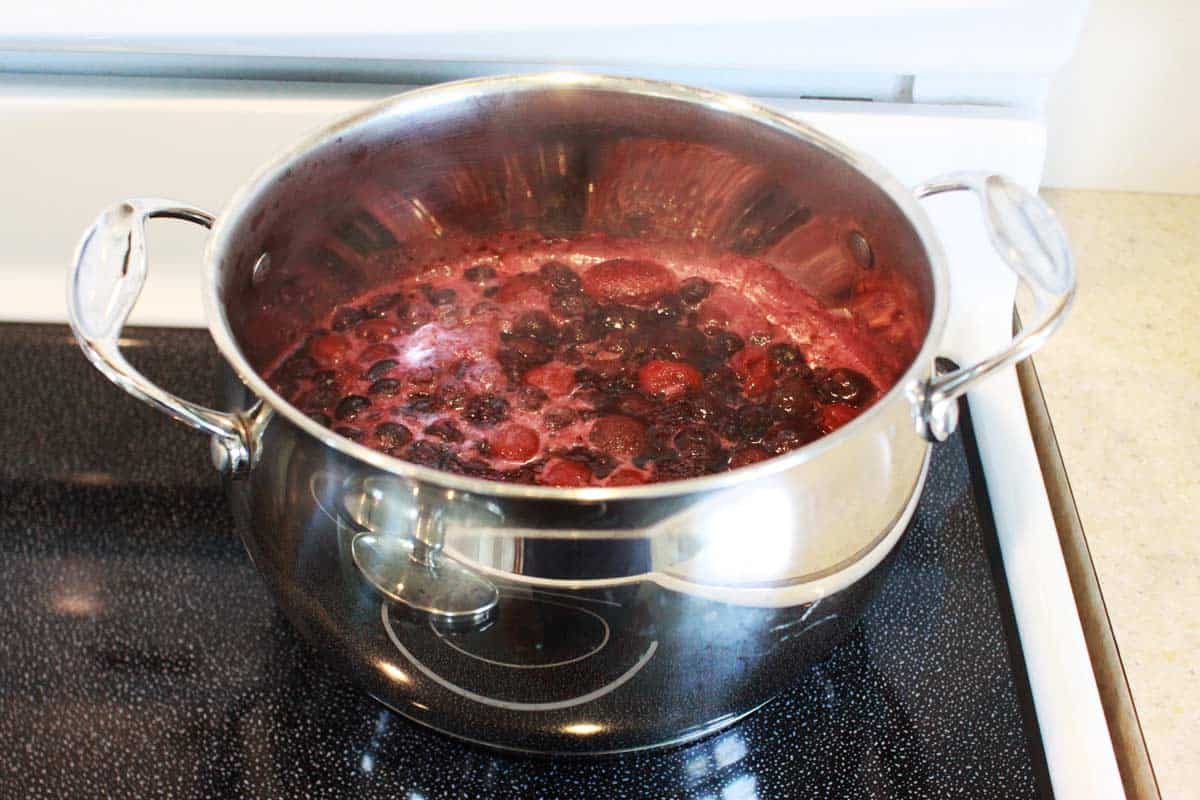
left=0, top=68, right=1123, bottom=798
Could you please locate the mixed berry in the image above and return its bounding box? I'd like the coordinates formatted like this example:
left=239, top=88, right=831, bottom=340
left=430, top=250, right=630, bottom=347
left=266, top=243, right=884, bottom=487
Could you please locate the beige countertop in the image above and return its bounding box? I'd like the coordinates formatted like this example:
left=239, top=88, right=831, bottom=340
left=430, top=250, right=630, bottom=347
left=1034, top=190, right=1198, bottom=799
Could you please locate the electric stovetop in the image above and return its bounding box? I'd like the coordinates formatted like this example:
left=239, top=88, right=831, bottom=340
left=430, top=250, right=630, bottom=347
left=0, top=323, right=1137, bottom=798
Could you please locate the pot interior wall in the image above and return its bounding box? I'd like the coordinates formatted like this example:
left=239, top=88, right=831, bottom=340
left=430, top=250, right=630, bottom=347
left=214, top=82, right=934, bottom=374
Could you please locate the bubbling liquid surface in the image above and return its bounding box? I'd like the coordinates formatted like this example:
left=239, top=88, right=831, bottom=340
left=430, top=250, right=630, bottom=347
left=265, top=235, right=908, bottom=486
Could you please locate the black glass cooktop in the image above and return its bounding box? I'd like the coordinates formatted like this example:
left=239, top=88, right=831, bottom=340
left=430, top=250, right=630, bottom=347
left=0, top=324, right=1050, bottom=799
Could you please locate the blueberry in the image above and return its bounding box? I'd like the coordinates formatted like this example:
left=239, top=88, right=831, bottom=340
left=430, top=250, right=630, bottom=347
left=464, top=264, right=497, bottom=283
left=406, top=440, right=452, bottom=468
left=654, top=456, right=705, bottom=480
left=307, top=411, right=331, bottom=427
left=768, top=342, right=803, bottom=366
left=363, top=293, right=402, bottom=317
left=678, top=277, right=712, bottom=305
left=674, top=426, right=721, bottom=461
left=335, top=395, right=371, bottom=421
left=550, top=291, right=593, bottom=318
left=427, top=287, right=457, bottom=306
left=279, top=354, right=319, bottom=379
left=539, top=261, right=582, bottom=292
left=515, top=384, right=548, bottom=412
left=649, top=294, right=684, bottom=322
left=497, top=338, right=553, bottom=371
left=365, top=359, right=398, bottom=380
left=300, top=385, right=340, bottom=409
left=762, top=422, right=818, bottom=455
left=464, top=394, right=510, bottom=427
left=333, top=425, right=365, bottom=442
left=368, top=379, right=402, bottom=397
left=404, top=392, right=442, bottom=413
left=375, top=422, right=412, bottom=450
left=559, top=317, right=604, bottom=344
left=510, top=310, right=558, bottom=344
left=736, top=405, right=774, bottom=441
left=709, top=331, right=745, bottom=359
left=772, top=377, right=818, bottom=418
left=817, top=368, right=874, bottom=407
left=331, top=306, right=367, bottom=331
left=425, top=419, right=464, bottom=443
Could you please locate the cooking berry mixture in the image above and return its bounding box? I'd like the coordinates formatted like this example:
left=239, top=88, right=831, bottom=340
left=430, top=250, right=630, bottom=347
left=266, top=237, right=898, bottom=486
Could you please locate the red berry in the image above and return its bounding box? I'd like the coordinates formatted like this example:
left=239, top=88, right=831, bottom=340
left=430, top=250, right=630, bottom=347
left=354, top=318, right=400, bottom=342
left=540, top=458, right=593, bottom=487
left=638, top=359, right=702, bottom=399
left=524, top=362, right=576, bottom=397
left=493, top=273, right=551, bottom=306
left=308, top=334, right=351, bottom=366
left=490, top=425, right=541, bottom=462
left=582, top=259, right=675, bottom=305
left=606, top=468, right=647, bottom=486
left=819, top=403, right=860, bottom=433
left=588, top=415, right=647, bottom=458
left=730, top=347, right=775, bottom=398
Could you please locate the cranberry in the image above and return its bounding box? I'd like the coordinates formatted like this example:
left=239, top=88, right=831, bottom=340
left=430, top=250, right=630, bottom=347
left=540, top=458, right=593, bottom=487
left=425, top=420, right=464, bottom=443
left=583, top=259, right=675, bottom=305
left=731, top=349, right=774, bottom=398
left=678, top=277, right=712, bottom=305
left=524, top=362, right=576, bottom=397
left=491, top=425, right=541, bottom=461
left=638, top=360, right=702, bottom=399
left=817, top=368, right=874, bottom=407
left=404, top=392, right=441, bottom=413
left=729, top=447, right=770, bottom=469
left=365, top=359, right=398, bottom=380
left=588, top=415, right=647, bottom=458
left=464, top=394, right=510, bottom=427
left=331, top=305, right=367, bottom=331
left=543, top=407, right=577, bottom=430
left=334, top=425, right=365, bottom=442
left=335, top=395, right=371, bottom=421
left=368, top=379, right=402, bottom=397
left=539, top=261, right=582, bottom=292
left=355, top=318, right=400, bottom=343
left=464, top=264, right=497, bottom=283
left=308, top=334, right=351, bottom=366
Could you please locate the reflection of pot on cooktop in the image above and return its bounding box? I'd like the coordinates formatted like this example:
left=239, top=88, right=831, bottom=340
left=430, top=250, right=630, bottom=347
left=381, top=589, right=658, bottom=711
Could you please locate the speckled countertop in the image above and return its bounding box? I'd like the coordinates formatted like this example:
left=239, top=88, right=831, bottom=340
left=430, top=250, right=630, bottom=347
left=1036, top=189, right=1199, bottom=799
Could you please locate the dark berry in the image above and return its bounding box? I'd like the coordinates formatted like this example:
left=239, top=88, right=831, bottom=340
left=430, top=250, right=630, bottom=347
left=539, top=261, right=582, bottom=292
left=550, top=291, right=593, bottom=318
left=404, top=392, right=441, bottom=413
left=514, top=384, right=548, bottom=411
left=406, top=440, right=451, bottom=468
left=497, top=338, right=553, bottom=371
left=300, top=385, right=340, bottom=409
left=375, top=422, right=412, bottom=450
left=280, top=354, right=318, bottom=379
left=331, top=305, right=367, bottom=331
left=464, top=394, right=510, bottom=427
left=440, top=384, right=470, bottom=411
left=736, top=405, right=774, bottom=441
left=396, top=303, right=432, bottom=332
left=470, top=300, right=500, bottom=316
left=592, top=303, right=644, bottom=331
left=428, top=287, right=457, bottom=306
left=762, top=422, right=819, bottom=455
left=543, top=407, right=577, bottom=430
left=678, top=277, right=712, bottom=304
left=649, top=294, right=684, bottom=322
left=768, top=342, right=803, bottom=366
left=307, top=411, right=331, bottom=427
left=335, top=395, right=371, bottom=421
left=559, top=317, right=604, bottom=344
left=482, top=285, right=500, bottom=298
left=709, top=331, right=745, bottom=359
left=364, top=293, right=402, bottom=317
left=748, top=331, right=771, bottom=347
left=312, top=370, right=340, bottom=387
left=464, top=264, right=497, bottom=283
left=365, top=359, right=398, bottom=380
left=425, top=419, right=464, bottom=443
left=333, top=425, right=364, bottom=442
left=772, top=377, right=818, bottom=418
left=654, top=457, right=705, bottom=481
left=510, top=310, right=558, bottom=344
left=368, top=378, right=402, bottom=397
left=817, top=368, right=874, bottom=407
left=673, top=426, right=721, bottom=461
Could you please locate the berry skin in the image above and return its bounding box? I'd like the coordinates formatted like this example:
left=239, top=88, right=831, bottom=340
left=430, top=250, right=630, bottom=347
left=490, top=425, right=541, bottom=461
left=582, top=258, right=675, bottom=305
left=588, top=415, right=648, bottom=458
left=540, top=458, right=593, bottom=487
left=638, top=360, right=702, bottom=399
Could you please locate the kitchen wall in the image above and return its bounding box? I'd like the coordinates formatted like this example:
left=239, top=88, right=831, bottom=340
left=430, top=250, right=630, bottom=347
left=1043, top=0, right=1198, bottom=194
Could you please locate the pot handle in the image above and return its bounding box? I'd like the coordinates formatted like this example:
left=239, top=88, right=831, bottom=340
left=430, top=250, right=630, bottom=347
left=67, top=198, right=258, bottom=476
left=910, top=173, right=1075, bottom=441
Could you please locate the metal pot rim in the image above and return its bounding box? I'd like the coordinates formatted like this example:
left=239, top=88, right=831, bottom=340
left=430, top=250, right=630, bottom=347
left=201, top=72, right=950, bottom=501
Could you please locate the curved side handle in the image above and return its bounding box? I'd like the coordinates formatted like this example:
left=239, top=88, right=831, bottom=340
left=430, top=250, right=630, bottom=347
left=911, top=173, right=1076, bottom=441
left=67, top=198, right=258, bottom=476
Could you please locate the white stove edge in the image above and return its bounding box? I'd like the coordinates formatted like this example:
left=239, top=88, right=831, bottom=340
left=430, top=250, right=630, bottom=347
left=1, top=76, right=1122, bottom=798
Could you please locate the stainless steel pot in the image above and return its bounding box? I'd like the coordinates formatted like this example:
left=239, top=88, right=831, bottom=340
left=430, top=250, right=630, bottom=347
left=68, top=74, right=1073, bottom=754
